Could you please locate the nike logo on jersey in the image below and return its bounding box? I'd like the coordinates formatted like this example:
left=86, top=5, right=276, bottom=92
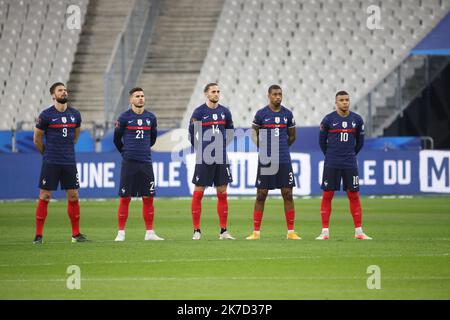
left=128, top=120, right=134, bottom=124
left=264, top=118, right=271, bottom=122
left=203, top=116, right=209, bottom=119
left=332, top=123, right=338, bottom=126
left=52, top=118, right=58, bottom=122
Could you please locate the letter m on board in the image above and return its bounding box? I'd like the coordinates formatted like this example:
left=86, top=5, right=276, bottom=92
left=428, top=157, right=449, bottom=187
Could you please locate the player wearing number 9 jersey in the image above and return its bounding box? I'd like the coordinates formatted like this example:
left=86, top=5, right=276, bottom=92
left=113, top=87, right=164, bottom=241
left=316, top=91, right=372, bottom=240
left=33, top=82, right=88, bottom=244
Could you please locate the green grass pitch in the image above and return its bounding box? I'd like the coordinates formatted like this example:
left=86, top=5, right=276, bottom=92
left=0, top=196, right=449, bottom=299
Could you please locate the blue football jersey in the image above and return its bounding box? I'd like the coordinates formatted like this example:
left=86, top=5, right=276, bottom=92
left=253, top=105, right=296, bottom=164
left=189, top=103, right=234, bottom=164
left=113, top=109, right=157, bottom=163
left=319, top=111, right=365, bottom=169
left=35, top=105, right=81, bottom=165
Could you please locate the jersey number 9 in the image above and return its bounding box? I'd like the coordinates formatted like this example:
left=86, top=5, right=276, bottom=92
left=62, top=128, right=67, bottom=137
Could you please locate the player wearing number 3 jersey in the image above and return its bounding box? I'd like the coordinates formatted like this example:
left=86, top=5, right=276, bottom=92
left=246, top=85, right=301, bottom=240
left=317, top=91, right=372, bottom=240
left=113, top=87, right=164, bottom=241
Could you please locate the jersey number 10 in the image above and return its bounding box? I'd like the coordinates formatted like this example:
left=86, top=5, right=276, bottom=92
left=340, top=132, right=349, bottom=142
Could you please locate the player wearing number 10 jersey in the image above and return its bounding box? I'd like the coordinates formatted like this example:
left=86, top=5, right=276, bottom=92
left=316, top=91, right=372, bottom=240
left=113, top=87, right=164, bottom=241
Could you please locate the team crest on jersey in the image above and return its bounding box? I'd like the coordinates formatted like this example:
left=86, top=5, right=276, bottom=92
left=221, top=113, right=225, bottom=120
left=352, top=121, right=356, bottom=128
left=71, top=116, right=75, bottom=123
left=213, top=114, right=218, bottom=120
left=275, top=117, right=280, bottom=124
left=284, top=117, right=288, bottom=123
left=137, top=119, right=143, bottom=126
left=146, top=119, right=151, bottom=126
left=62, top=117, right=67, bottom=123
left=342, top=121, right=347, bottom=128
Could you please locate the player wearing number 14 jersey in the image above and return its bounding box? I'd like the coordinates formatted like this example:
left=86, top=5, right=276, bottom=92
left=113, top=87, right=164, bottom=241
left=317, top=91, right=372, bottom=240
left=188, top=83, right=234, bottom=240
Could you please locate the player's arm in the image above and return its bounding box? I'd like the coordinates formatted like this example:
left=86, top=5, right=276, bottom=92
left=113, top=119, right=125, bottom=153
left=225, top=110, right=234, bottom=146
left=287, top=127, right=296, bottom=146
left=74, top=127, right=80, bottom=144
left=251, top=124, right=259, bottom=148
left=74, top=111, right=81, bottom=145
left=319, top=121, right=329, bottom=155
left=188, top=118, right=198, bottom=147
left=33, top=128, right=45, bottom=155
left=251, top=112, right=262, bottom=148
left=189, top=109, right=202, bottom=147
left=287, top=113, right=296, bottom=146
left=150, top=117, right=157, bottom=147
left=355, top=120, right=365, bottom=155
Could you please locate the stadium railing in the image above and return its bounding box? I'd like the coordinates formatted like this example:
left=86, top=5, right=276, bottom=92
left=356, top=55, right=450, bottom=137
left=103, top=0, right=160, bottom=130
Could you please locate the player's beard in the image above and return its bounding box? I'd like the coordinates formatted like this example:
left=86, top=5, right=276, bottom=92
left=56, top=97, right=68, bottom=104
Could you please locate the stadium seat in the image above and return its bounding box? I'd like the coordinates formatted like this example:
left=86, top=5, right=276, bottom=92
left=183, top=0, right=450, bottom=127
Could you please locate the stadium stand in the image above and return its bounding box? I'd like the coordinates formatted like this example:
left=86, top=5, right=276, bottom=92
left=137, top=0, right=225, bottom=129
left=67, top=0, right=132, bottom=128
left=182, top=0, right=450, bottom=129
left=0, top=0, right=88, bottom=130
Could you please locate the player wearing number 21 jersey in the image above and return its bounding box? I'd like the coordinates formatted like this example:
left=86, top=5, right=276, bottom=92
left=316, top=90, right=372, bottom=240
left=113, top=87, right=164, bottom=241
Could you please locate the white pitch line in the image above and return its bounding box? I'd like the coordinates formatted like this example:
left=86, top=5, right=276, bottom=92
left=1, top=276, right=450, bottom=283
left=1, top=238, right=450, bottom=247
left=0, top=253, right=448, bottom=268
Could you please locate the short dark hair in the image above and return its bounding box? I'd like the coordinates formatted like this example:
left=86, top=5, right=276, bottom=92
left=129, top=87, right=144, bottom=96
left=268, top=84, right=282, bottom=94
left=49, top=82, right=65, bottom=94
left=203, top=82, right=218, bottom=93
left=335, top=90, right=349, bottom=98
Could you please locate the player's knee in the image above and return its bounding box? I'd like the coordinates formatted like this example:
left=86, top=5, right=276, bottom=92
left=216, top=186, right=227, bottom=195
left=256, top=190, right=268, bottom=202
left=281, top=189, right=293, bottom=200
left=323, top=190, right=335, bottom=200
left=40, top=193, right=51, bottom=201
left=346, top=191, right=359, bottom=200
left=67, top=192, right=79, bottom=202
